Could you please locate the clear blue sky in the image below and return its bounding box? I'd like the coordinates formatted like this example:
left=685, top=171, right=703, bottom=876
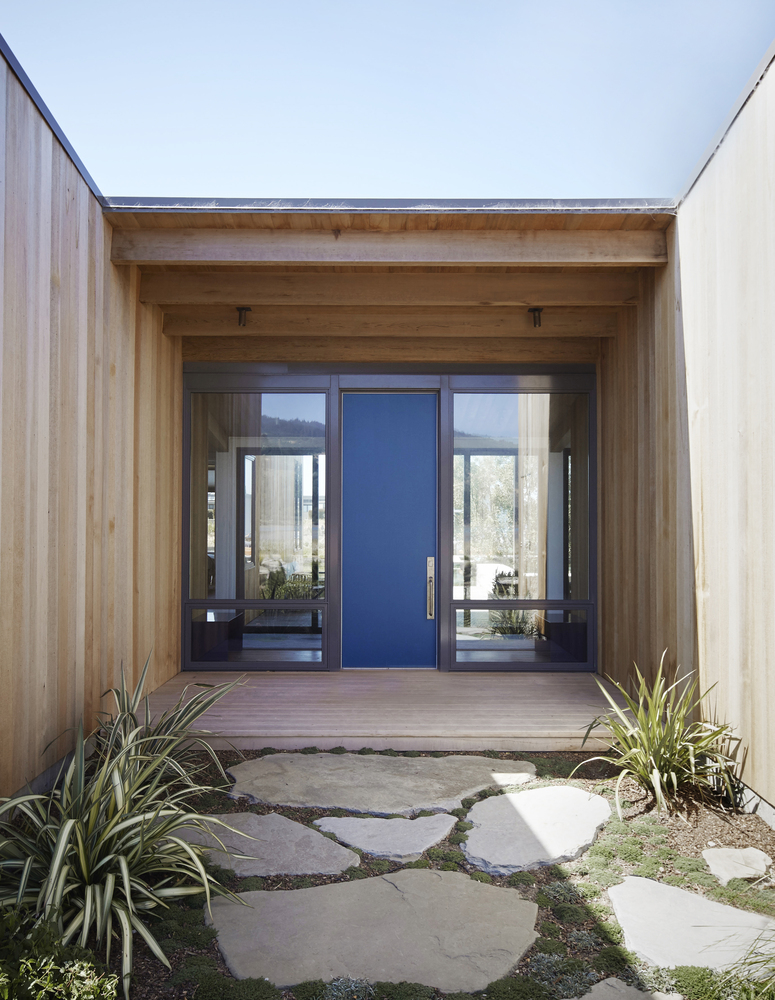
left=3, top=0, right=775, bottom=199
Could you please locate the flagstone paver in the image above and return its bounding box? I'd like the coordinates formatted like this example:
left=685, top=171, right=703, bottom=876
left=463, top=785, right=611, bottom=873
left=570, top=980, right=677, bottom=999
left=179, top=812, right=359, bottom=875
left=314, top=813, right=456, bottom=861
left=207, top=869, right=538, bottom=991
left=702, top=847, right=772, bottom=886
left=228, top=753, right=536, bottom=816
left=608, top=876, right=775, bottom=969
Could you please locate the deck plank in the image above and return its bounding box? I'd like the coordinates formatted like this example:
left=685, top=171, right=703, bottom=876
left=148, top=670, right=622, bottom=751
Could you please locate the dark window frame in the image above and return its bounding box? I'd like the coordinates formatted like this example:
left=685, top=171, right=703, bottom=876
left=182, top=364, right=596, bottom=672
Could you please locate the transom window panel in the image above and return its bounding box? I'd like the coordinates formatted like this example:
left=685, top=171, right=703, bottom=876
left=453, top=393, right=589, bottom=602
left=189, top=393, right=326, bottom=600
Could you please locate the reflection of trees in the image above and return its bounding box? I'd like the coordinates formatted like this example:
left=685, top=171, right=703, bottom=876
left=453, top=454, right=516, bottom=563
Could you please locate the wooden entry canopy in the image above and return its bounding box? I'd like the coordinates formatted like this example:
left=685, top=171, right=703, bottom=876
left=106, top=205, right=673, bottom=364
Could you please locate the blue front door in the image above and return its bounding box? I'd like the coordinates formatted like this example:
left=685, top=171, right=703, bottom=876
left=342, top=393, right=437, bottom=668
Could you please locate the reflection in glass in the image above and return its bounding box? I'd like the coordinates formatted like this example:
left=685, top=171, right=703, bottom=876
left=455, top=608, right=587, bottom=664
left=190, top=393, right=326, bottom=599
left=191, top=608, right=323, bottom=663
left=453, top=394, right=589, bottom=601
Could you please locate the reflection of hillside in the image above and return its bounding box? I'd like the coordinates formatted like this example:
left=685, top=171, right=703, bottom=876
left=261, top=416, right=325, bottom=438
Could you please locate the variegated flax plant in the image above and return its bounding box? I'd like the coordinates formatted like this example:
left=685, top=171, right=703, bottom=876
left=0, top=657, right=246, bottom=998
left=575, top=651, right=741, bottom=817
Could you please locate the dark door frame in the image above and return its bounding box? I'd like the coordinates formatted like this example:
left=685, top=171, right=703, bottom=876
left=181, top=363, right=597, bottom=672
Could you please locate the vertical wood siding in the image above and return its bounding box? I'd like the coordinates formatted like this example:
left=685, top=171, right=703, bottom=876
left=678, top=60, right=775, bottom=805
left=599, top=224, right=698, bottom=696
left=0, top=60, right=181, bottom=795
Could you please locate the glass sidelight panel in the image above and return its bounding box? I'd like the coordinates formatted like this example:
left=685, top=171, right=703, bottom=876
left=190, top=608, right=323, bottom=663
left=453, top=393, right=589, bottom=602
left=189, top=393, right=326, bottom=599
left=455, top=607, right=588, bottom=664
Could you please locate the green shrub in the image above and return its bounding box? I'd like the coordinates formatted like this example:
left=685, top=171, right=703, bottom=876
left=372, top=981, right=434, bottom=1000
left=167, top=954, right=220, bottom=985
left=456, top=821, right=474, bottom=832
left=380, top=749, right=399, bottom=756
left=672, top=966, right=726, bottom=999
left=535, top=938, right=566, bottom=955
left=551, top=904, right=588, bottom=924
left=346, top=867, right=368, bottom=880
left=368, top=860, right=391, bottom=874
left=481, top=977, right=549, bottom=1000
left=469, top=872, right=492, bottom=884
left=592, top=922, right=623, bottom=944
left=0, top=910, right=118, bottom=1000
left=427, top=848, right=465, bottom=863
left=291, top=980, right=328, bottom=1000
left=576, top=652, right=741, bottom=816
left=587, top=843, right=615, bottom=861
left=440, top=861, right=461, bottom=871
left=403, top=860, right=430, bottom=869
left=616, top=839, right=645, bottom=864
left=507, top=873, right=534, bottom=887
left=538, top=922, right=562, bottom=939
left=328, top=747, right=348, bottom=755
left=358, top=748, right=376, bottom=755
left=402, top=751, right=421, bottom=758
left=449, top=832, right=468, bottom=845
left=300, top=746, right=320, bottom=754
left=0, top=719, right=241, bottom=999
left=592, top=946, right=633, bottom=973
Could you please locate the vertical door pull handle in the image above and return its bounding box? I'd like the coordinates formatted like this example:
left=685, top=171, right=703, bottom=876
left=427, top=557, right=435, bottom=620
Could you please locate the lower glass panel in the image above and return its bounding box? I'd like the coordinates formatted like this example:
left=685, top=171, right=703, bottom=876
left=191, top=608, right=323, bottom=663
left=455, top=608, right=587, bottom=664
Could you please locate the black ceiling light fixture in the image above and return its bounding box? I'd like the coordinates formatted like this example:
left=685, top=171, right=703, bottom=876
left=237, top=306, right=252, bottom=327
left=528, top=307, right=543, bottom=328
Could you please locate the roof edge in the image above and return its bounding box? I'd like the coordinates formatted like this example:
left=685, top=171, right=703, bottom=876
left=676, top=34, right=775, bottom=206
left=0, top=32, right=105, bottom=203
left=102, top=196, right=676, bottom=215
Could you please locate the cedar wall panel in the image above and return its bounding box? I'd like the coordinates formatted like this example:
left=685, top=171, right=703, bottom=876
left=0, top=59, right=181, bottom=795
left=677, top=57, right=775, bottom=805
left=598, top=224, right=697, bottom=694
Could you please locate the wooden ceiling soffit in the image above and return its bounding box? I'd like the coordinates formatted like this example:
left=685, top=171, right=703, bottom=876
left=162, top=305, right=618, bottom=339
left=113, top=228, right=667, bottom=267
left=181, top=336, right=602, bottom=364
left=141, top=271, right=639, bottom=306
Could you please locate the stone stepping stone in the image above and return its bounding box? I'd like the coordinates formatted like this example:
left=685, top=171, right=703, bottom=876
left=228, top=753, right=535, bottom=816
left=608, top=875, right=775, bottom=969
left=178, top=812, right=358, bottom=876
left=702, top=847, right=772, bottom=886
left=314, top=813, right=456, bottom=862
left=570, top=980, right=676, bottom=999
left=463, top=785, right=611, bottom=873
left=207, top=868, right=538, bottom=992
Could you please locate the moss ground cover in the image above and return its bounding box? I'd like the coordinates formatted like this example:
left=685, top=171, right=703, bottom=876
left=116, top=747, right=775, bottom=1000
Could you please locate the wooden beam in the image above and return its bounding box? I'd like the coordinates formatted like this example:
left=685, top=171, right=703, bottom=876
left=140, top=270, right=640, bottom=306
left=181, top=336, right=602, bottom=364
left=162, top=305, right=618, bottom=339
left=113, top=228, right=667, bottom=267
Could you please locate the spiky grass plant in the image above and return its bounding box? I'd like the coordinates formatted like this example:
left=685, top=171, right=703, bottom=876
left=0, top=721, right=244, bottom=998
left=93, top=652, right=242, bottom=786
left=576, top=652, right=740, bottom=817
left=726, top=928, right=775, bottom=998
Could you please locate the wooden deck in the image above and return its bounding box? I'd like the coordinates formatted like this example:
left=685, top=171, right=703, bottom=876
left=148, top=670, right=621, bottom=751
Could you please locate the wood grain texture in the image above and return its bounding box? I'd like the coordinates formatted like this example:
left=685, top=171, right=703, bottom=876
left=106, top=211, right=675, bottom=233
left=147, top=670, right=623, bottom=750
left=678, top=59, right=775, bottom=805
left=163, top=305, right=618, bottom=339
left=112, top=228, right=668, bottom=267
left=598, top=224, right=697, bottom=702
left=140, top=270, right=640, bottom=306
left=181, top=336, right=602, bottom=364
left=0, top=62, right=181, bottom=796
